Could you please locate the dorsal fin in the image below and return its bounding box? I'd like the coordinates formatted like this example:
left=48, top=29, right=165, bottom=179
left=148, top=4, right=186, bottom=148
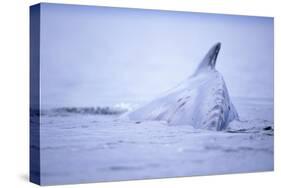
left=193, top=42, right=221, bottom=76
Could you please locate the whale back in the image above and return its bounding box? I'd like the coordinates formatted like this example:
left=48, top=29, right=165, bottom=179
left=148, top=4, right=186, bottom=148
left=125, top=42, right=239, bottom=130
left=127, top=71, right=238, bottom=130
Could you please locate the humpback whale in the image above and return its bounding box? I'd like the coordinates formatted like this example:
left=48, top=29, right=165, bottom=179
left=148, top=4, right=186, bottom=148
left=126, top=42, right=239, bottom=131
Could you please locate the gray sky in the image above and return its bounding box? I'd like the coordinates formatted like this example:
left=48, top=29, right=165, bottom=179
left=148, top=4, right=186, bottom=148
left=40, top=3, right=274, bottom=108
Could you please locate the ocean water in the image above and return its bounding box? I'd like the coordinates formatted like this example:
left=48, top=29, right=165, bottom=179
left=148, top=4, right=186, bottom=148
left=37, top=97, right=273, bottom=185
